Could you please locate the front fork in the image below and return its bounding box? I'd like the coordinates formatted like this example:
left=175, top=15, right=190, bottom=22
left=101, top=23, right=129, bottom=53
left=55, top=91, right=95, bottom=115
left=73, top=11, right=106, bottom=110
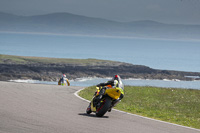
left=93, top=87, right=106, bottom=106
left=89, top=87, right=107, bottom=112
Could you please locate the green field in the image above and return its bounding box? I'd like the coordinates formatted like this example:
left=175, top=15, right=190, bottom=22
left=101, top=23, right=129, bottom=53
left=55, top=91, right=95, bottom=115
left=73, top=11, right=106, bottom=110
left=78, top=86, right=200, bottom=129
left=0, top=54, right=119, bottom=66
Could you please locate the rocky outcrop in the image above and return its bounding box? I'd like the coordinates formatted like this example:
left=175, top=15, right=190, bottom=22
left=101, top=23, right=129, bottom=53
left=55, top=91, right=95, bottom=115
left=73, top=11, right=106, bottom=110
left=0, top=63, right=200, bottom=81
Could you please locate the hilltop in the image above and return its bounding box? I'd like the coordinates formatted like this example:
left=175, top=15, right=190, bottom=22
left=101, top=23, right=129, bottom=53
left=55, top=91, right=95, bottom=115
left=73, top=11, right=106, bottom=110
left=1, top=12, right=200, bottom=40
left=0, top=54, right=200, bottom=81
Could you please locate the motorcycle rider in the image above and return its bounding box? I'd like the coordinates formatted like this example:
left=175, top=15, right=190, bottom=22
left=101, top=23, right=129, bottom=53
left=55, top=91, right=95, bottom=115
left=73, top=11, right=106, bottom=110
left=96, top=75, right=124, bottom=112
left=58, top=74, right=70, bottom=86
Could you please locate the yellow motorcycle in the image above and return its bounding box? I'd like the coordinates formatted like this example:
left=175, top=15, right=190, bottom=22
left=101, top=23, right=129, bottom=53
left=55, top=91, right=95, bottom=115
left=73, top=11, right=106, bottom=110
left=86, top=85, right=122, bottom=117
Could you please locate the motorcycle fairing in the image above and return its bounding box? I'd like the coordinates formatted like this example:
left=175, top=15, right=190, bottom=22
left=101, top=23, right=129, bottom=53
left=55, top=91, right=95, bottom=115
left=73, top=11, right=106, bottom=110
left=105, top=88, right=121, bottom=100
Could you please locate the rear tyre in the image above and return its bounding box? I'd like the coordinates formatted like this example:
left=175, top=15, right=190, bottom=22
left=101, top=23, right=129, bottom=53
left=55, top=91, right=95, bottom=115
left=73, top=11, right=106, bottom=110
left=96, top=97, right=111, bottom=117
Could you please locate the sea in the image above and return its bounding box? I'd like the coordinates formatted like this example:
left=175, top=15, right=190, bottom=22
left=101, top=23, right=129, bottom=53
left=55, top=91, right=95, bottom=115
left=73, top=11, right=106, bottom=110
left=1, top=32, right=200, bottom=89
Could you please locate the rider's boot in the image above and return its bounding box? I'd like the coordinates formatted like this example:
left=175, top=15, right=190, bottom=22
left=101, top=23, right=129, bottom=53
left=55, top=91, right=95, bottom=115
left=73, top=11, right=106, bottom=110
left=108, top=99, right=121, bottom=112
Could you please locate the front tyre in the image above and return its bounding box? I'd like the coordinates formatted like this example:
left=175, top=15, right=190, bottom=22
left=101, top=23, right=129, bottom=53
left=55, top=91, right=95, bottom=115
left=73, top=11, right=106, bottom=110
left=96, top=97, right=111, bottom=117
left=86, top=104, right=92, bottom=114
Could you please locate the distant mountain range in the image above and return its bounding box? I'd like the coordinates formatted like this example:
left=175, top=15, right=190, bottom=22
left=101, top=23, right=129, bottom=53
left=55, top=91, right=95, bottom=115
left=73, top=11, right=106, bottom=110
left=1, top=12, right=200, bottom=40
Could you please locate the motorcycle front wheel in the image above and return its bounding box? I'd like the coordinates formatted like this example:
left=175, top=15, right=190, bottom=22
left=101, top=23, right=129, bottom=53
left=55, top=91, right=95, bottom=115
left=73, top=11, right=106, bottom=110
left=96, top=97, right=111, bottom=117
left=86, top=103, right=92, bottom=114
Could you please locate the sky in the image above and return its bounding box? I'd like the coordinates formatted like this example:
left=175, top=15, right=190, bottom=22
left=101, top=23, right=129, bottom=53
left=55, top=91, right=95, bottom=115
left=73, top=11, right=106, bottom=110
left=0, top=0, right=200, bottom=24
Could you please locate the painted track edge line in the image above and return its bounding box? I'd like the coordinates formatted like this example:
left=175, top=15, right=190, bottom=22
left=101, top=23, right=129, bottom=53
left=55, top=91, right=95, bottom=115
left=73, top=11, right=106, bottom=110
left=74, top=89, right=200, bottom=132
left=74, top=88, right=90, bottom=103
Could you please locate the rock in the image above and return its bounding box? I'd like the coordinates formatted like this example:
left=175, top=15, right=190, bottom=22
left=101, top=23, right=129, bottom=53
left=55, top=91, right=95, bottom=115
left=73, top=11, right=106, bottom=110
left=0, top=63, right=200, bottom=81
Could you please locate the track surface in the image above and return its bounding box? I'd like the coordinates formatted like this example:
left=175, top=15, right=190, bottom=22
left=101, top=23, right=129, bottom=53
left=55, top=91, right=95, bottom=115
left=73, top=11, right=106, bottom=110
left=0, top=81, right=199, bottom=133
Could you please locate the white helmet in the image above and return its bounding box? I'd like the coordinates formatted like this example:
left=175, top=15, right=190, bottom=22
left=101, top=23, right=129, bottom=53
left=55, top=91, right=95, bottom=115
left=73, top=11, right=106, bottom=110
left=62, top=74, right=66, bottom=78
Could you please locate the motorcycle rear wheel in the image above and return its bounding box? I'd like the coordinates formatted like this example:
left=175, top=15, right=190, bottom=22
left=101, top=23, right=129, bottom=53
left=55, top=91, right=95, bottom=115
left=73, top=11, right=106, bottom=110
left=96, top=97, right=111, bottom=117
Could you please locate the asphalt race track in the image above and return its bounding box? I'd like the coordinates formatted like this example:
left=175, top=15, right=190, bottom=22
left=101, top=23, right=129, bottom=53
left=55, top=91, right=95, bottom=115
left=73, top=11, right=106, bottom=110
left=0, top=81, right=199, bottom=133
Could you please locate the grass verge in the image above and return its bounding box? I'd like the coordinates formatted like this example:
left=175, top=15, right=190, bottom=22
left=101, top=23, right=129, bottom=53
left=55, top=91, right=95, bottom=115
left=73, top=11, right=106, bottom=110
left=78, top=86, right=200, bottom=129
left=0, top=54, right=120, bottom=65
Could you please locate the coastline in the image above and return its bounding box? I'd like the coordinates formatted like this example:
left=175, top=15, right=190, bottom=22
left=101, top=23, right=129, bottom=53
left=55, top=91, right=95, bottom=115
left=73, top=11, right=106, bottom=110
left=9, top=76, right=200, bottom=90
left=1, top=54, right=200, bottom=82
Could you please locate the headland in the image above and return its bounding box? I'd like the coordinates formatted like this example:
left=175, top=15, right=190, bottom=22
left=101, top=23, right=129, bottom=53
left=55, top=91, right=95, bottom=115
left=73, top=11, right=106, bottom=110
left=0, top=54, right=200, bottom=81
